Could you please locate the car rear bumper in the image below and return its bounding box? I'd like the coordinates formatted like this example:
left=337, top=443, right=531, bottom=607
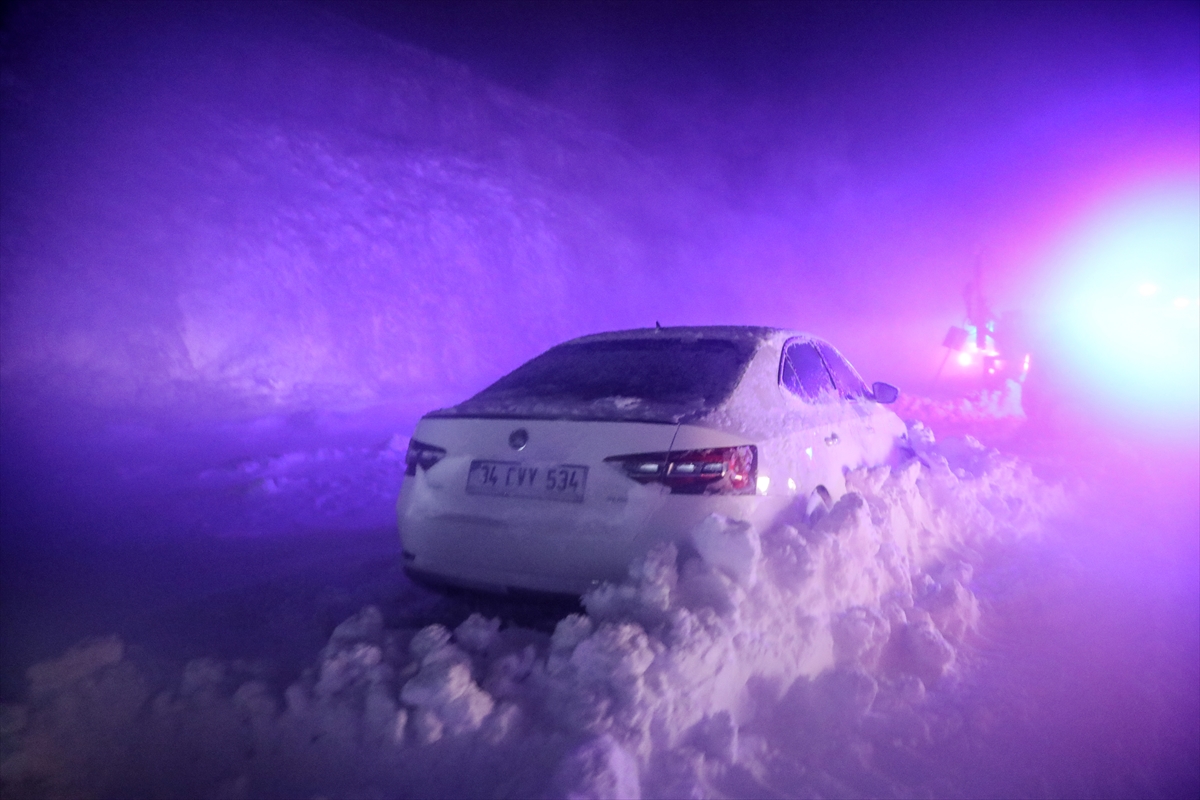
left=398, top=473, right=785, bottom=594
left=396, top=414, right=791, bottom=595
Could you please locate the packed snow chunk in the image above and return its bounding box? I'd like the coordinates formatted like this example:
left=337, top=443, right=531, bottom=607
left=585, top=544, right=679, bottom=627
left=454, top=613, right=502, bottom=653
left=233, top=679, right=281, bottom=742
left=809, top=490, right=873, bottom=541
left=179, top=657, right=228, bottom=697
left=832, top=607, right=892, bottom=670
left=480, top=700, right=525, bottom=745
left=0, top=417, right=1069, bottom=798
left=548, top=613, right=597, bottom=676
left=2, top=640, right=150, bottom=796
left=571, top=624, right=656, bottom=689
left=917, top=570, right=980, bottom=644
left=690, top=709, right=739, bottom=763
left=263, top=606, right=412, bottom=765
left=552, top=734, right=641, bottom=800
left=400, top=640, right=494, bottom=738
left=410, top=708, right=444, bottom=745
left=553, top=614, right=597, bottom=655
left=312, top=611, right=398, bottom=707
left=316, top=643, right=384, bottom=697
left=757, top=523, right=809, bottom=585
left=540, top=621, right=658, bottom=739
left=673, top=550, right=744, bottom=617
left=903, top=609, right=958, bottom=680
left=811, top=667, right=880, bottom=723
left=484, top=645, right=539, bottom=700
left=689, top=513, right=762, bottom=588
left=805, top=486, right=833, bottom=523
left=25, top=635, right=124, bottom=697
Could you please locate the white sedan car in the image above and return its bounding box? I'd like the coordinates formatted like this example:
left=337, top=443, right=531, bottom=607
left=398, top=326, right=904, bottom=595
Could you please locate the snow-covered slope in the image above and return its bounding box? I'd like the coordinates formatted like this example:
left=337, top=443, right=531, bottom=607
left=1, top=2, right=716, bottom=418
left=2, top=6, right=1196, bottom=798
left=4, top=2, right=1195, bottom=423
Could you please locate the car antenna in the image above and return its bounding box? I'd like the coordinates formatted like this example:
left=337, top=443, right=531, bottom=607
left=655, top=321, right=662, bottom=330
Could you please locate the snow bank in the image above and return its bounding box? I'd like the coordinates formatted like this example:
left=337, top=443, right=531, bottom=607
left=0, top=2, right=715, bottom=419
left=0, top=424, right=1062, bottom=798
left=894, top=380, right=1027, bottom=442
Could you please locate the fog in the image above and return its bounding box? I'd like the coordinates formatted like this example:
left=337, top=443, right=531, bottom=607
left=1, top=1, right=1197, bottom=797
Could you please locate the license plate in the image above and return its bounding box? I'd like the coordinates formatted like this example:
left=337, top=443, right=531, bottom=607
left=466, top=460, right=588, bottom=503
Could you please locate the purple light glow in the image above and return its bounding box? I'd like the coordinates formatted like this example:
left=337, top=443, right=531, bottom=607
left=1, top=2, right=1197, bottom=797
left=1032, top=176, right=1200, bottom=430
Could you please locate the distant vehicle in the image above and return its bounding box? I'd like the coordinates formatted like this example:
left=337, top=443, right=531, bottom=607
left=936, top=259, right=1033, bottom=392
left=397, top=326, right=905, bottom=595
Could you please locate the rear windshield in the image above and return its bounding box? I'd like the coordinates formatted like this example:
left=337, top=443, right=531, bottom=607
left=451, top=337, right=757, bottom=421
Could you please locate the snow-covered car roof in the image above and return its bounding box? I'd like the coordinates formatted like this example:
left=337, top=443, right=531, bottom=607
left=565, top=325, right=779, bottom=344
left=428, top=326, right=828, bottom=425
left=563, top=325, right=828, bottom=348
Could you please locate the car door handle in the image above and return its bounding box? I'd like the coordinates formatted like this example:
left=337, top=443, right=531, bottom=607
left=824, top=432, right=840, bottom=446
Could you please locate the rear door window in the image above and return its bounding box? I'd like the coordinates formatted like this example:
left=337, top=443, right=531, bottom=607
left=817, top=343, right=870, bottom=400
left=780, top=341, right=836, bottom=400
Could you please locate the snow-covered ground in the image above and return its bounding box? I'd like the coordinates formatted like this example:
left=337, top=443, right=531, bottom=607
left=1, top=399, right=1196, bottom=799
left=2, top=3, right=1196, bottom=797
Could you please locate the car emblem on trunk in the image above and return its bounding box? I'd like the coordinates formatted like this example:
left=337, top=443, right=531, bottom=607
left=508, top=428, right=529, bottom=450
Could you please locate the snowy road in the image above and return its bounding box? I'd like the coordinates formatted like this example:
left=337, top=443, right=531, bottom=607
left=2, top=408, right=1196, bottom=798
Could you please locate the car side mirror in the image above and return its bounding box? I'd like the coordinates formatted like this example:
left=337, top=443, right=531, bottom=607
left=871, top=381, right=899, bottom=404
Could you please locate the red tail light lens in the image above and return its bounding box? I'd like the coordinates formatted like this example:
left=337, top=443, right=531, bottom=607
left=604, top=445, right=757, bottom=495
left=404, top=439, right=447, bottom=476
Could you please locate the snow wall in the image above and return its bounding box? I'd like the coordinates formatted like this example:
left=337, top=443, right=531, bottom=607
left=5, top=1, right=1196, bottom=425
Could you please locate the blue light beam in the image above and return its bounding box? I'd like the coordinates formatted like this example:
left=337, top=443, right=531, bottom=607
left=1045, top=181, right=1200, bottom=426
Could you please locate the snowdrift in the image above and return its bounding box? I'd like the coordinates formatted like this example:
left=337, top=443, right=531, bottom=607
left=892, top=379, right=1027, bottom=444
left=0, top=425, right=1064, bottom=798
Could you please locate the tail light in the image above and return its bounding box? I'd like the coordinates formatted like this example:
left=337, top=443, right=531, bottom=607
left=604, top=445, right=757, bottom=495
left=404, top=439, right=447, bottom=476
